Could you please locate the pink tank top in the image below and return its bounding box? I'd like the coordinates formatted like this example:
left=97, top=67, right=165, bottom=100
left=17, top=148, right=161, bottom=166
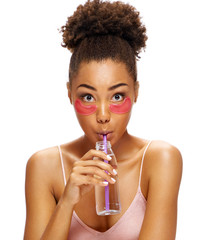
left=58, top=140, right=152, bottom=240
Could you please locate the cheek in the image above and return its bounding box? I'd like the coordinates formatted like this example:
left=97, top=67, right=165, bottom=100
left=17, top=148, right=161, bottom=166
left=74, top=99, right=97, bottom=115
left=109, top=97, right=132, bottom=114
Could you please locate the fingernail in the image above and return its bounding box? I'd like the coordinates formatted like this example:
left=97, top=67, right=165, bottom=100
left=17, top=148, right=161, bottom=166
left=111, top=177, right=116, bottom=182
left=113, top=169, right=117, bottom=175
left=103, top=181, right=108, bottom=185
left=107, top=155, right=112, bottom=160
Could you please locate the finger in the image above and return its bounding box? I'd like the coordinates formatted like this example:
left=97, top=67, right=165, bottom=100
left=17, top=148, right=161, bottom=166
left=81, top=149, right=112, bottom=161
left=77, top=175, right=110, bottom=187
left=75, top=166, right=116, bottom=184
left=73, top=160, right=117, bottom=176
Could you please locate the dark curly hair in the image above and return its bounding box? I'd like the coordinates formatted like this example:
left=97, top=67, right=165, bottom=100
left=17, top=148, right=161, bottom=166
left=60, top=0, right=147, bottom=87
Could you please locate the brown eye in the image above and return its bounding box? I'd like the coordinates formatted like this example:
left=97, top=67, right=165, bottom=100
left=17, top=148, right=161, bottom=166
left=81, top=94, right=95, bottom=102
left=112, top=93, right=125, bottom=102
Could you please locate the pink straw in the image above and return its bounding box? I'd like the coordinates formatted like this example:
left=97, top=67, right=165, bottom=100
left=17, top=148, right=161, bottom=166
left=103, top=134, right=109, bottom=211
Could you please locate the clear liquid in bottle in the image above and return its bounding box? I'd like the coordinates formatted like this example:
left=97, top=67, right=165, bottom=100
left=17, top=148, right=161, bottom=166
left=94, top=141, right=121, bottom=216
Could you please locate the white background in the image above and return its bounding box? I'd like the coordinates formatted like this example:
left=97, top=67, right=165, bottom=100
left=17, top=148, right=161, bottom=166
left=0, top=0, right=206, bottom=239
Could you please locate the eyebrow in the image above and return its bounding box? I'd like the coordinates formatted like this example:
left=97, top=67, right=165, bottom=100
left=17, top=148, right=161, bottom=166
left=76, top=83, right=129, bottom=91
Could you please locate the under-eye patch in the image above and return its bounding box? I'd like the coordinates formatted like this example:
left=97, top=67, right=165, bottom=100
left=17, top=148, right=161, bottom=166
left=74, top=97, right=132, bottom=115
left=74, top=99, right=97, bottom=115
left=109, top=97, right=132, bottom=114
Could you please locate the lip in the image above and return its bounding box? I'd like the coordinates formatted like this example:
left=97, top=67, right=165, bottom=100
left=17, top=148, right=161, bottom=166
left=97, top=131, right=113, bottom=140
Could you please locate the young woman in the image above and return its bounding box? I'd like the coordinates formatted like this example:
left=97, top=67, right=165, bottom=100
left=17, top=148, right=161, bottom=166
left=24, top=0, right=182, bottom=239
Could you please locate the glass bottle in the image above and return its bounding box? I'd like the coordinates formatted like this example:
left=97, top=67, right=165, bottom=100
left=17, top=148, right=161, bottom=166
left=94, top=140, right=121, bottom=216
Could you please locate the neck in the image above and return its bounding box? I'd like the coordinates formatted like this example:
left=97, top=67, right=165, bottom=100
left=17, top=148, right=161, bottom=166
left=78, top=136, right=93, bottom=155
left=79, top=130, right=133, bottom=162
left=111, top=130, right=133, bottom=162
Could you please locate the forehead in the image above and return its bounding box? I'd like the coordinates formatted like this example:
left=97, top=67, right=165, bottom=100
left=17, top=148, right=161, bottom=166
left=73, top=59, right=134, bottom=89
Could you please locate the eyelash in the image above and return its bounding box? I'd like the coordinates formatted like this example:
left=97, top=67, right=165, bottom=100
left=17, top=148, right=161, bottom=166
left=80, top=93, right=93, bottom=100
left=112, top=93, right=125, bottom=101
left=80, top=92, right=126, bottom=102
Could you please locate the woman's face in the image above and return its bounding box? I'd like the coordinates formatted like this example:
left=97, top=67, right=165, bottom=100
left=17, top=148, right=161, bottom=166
left=68, top=59, right=139, bottom=146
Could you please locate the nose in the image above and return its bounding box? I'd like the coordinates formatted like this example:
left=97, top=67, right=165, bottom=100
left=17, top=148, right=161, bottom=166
left=96, top=101, right=111, bottom=124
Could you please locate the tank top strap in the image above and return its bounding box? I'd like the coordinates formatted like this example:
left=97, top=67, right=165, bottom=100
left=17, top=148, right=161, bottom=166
left=57, top=145, right=67, bottom=186
left=138, top=140, right=153, bottom=190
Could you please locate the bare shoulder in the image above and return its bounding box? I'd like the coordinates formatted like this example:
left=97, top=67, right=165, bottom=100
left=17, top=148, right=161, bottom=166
left=24, top=146, right=63, bottom=239
left=138, top=140, right=183, bottom=239
left=148, top=140, right=182, bottom=165
left=27, top=146, right=59, bottom=167
left=26, top=146, right=60, bottom=186
left=145, top=140, right=183, bottom=190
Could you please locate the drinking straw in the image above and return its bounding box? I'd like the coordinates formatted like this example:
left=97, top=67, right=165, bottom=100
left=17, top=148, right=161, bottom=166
left=103, top=134, right=109, bottom=211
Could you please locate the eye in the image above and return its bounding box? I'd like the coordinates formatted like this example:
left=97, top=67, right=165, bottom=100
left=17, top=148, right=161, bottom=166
left=81, top=94, right=95, bottom=102
left=112, top=93, right=125, bottom=102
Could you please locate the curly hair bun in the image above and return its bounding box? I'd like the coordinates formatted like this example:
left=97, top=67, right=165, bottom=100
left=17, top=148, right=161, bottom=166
left=60, top=0, right=147, bottom=55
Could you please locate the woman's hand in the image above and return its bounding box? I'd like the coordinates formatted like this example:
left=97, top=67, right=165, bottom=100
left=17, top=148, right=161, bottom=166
left=62, top=149, right=117, bottom=205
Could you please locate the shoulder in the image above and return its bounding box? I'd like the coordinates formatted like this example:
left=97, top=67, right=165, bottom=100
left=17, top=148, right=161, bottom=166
left=26, top=146, right=59, bottom=169
left=138, top=140, right=183, bottom=238
left=24, top=147, right=62, bottom=239
left=26, top=146, right=60, bottom=185
left=146, top=140, right=182, bottom=168
left=145, top=140, right=183, bottom=191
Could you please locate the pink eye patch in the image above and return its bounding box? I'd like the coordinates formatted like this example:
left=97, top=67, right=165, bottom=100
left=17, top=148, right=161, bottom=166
left=74, top=99, right=97, bottom=115
left=74, top=97, right=132, bottom=115
left=109, top=97, right=132, bottom=114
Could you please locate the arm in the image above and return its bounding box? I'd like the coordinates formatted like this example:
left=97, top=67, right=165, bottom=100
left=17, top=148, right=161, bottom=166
left=139, top=142, right=183, bottom=240
left=24, top=149, right=117, bottom=240
left=23, top=151, right=75, bottom=240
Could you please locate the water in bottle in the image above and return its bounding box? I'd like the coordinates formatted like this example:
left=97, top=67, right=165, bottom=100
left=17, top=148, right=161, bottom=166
left=94, top=140, right=121, bottom=216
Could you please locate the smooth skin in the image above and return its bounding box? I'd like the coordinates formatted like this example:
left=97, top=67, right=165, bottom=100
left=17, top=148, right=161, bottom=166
left=24, top=59, right=182, bottom=240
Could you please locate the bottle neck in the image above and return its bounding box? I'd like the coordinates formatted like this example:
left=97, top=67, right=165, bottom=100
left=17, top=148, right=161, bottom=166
left=96, top=141, right=111, bottom=152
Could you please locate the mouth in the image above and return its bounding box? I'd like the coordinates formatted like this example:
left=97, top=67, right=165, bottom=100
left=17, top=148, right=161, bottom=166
left=97, top=131, right=113, bottom=140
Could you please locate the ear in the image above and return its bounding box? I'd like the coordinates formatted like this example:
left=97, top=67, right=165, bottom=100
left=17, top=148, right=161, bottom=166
left=66, top=82, right=73, bottom=104
left=134, top=81, right=139, bottom=103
